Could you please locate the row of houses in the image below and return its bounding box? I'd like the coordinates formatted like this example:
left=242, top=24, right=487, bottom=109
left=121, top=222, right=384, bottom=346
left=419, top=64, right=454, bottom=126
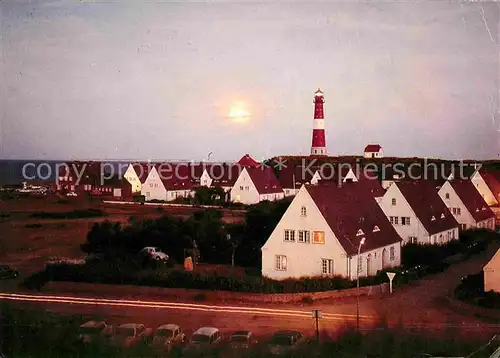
left=260, top=167, right=499, bottom=280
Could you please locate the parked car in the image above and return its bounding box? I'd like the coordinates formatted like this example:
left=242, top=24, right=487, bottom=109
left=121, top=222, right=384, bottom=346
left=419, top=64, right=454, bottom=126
left=267, top=330, right=308, bottom=356
left=77, top=321, right=113, bottom=344
left=228, top=331, right=256, bottom=349
left=0, top=265, right=19, bottom=279
left=140, top=247, right=169, bottom=261
left=110, top=323, right=153, bottom=348
left=151, top=324, right=185, bottom=351
left=182, top=327, right=222, bottom=356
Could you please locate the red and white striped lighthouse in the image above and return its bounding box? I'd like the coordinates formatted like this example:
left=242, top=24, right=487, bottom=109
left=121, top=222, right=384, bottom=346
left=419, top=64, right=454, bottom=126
left=310, top=88, right=327, bottom=156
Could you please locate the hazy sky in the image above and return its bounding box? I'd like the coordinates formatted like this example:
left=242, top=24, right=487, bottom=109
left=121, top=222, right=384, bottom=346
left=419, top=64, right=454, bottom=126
left=1, top=0, right=499, bottom=161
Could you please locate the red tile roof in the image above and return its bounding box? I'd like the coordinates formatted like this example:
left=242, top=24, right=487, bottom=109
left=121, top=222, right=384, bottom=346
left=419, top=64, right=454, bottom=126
left=479, top=169, right=500, bottom=201
left=238, top=154, right=260, bottom=168
left=245, top=166, right=283, bottom=194
left=448, top=179, right=495, bottom=222
left=364, top=144, right=382, bottom=152
left=305, top=182, right=401, bottom=255
left=396, top=180, right=458, bottom=235
left=208, top=163, right=243, bottom=187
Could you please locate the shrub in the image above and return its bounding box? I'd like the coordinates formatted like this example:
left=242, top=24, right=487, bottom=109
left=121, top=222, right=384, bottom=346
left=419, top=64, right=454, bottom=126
left=30, top=209, right=105, bottom=220
left=455, top=271, right=500, bottom=309
left=25, top=223, right=43, bottom=229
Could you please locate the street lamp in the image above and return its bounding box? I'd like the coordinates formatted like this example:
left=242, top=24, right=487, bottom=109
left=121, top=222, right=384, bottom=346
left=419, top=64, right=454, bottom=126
left=356, top=237, right=366, bottom=333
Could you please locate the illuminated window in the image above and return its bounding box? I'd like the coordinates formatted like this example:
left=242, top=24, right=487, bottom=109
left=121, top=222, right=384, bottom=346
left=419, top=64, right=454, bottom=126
left=312, top=231, right=325, bottom=244
left=275, top=255, right=287, bottom=271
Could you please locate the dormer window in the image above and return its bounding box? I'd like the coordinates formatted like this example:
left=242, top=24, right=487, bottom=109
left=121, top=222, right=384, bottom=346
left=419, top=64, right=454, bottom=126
left=356, top=229, right=364, bottom=236
left=482, top=207, right=486, bottom=211
left=431, top=215, right=436, bottom=221
left=300, top=206, right=307, bottom=217
left=440, top=213, right=445, bottom=219
left=373, top=225, right=380, bottom=232
left=445, top=193, right=450, bottom=199
left=391, top=198, right=396, bottom=206
left=476, top=208, right=479, bottom=212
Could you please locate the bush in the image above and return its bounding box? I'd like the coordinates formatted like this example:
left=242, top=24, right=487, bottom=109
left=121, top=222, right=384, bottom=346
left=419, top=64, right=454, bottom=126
left=25, top=223, right=43, bottom=229
left=455, top=271, right=500, bottom=309
left=30, top=209, right=105, bottom=219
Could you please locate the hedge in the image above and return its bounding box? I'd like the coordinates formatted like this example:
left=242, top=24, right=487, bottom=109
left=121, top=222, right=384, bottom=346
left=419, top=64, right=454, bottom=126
left=24, top=262, right=399, bottom=293
left=455, top=272, right=500, bottom=309
left=30, top=209, right=105, bottom=219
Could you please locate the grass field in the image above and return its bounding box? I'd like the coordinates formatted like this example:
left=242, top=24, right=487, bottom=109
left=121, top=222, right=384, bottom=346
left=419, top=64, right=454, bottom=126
left=0, top=195, right=245, bottom=276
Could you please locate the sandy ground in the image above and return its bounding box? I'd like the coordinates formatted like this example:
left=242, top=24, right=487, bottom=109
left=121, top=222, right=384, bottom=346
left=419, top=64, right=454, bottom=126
left=0, top=196, right=244, bottom=275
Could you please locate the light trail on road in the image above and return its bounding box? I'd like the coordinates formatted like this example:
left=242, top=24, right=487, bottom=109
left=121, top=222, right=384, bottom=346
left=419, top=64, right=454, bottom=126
left=0, top=292, right=372, bottom=321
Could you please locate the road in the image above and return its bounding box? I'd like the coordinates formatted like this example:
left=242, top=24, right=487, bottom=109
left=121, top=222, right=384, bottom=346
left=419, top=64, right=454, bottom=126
left=1, top=243, right=499, bottom=341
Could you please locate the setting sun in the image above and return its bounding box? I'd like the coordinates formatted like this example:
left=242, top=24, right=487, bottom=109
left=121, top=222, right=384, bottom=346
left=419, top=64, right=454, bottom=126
left=228, top=102, right=251, bottom=123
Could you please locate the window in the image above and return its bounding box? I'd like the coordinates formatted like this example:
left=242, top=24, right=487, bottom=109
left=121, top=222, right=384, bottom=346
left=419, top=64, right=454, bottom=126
left=284, top=230, right=295, bottom=242
left=322, top=259, right=334, bottom=275
left=391, top=198, right=396, bottom=205
left=312, top=231, right=325, bottom=244
left=239, top=186, right=244, bottom=190
left=275, top=255, right=287, bottom=271
left=457, top=208, right=461, bottom=215
left=452, top=229, right=456, bottom=239
left=452, top=208, right=457, bottom=214
left=445, top=193, right=450, bottom=199
left=431, top=215, right=436, bottom=221
left=245, top=186, right=249, bottom=191
left=408, top=236, right=417, bottom=244
left=356, top=229, right=364, bottom=236
left=439, top=234, right=443, bottom=244
left=300, top=206, right=307, bottom=217
left=440, top=213, right=445, bottom=219
left=389, top=216, right=394, bottom=224
left=390, top=247, right=395, bottom=261
left=447, top=231, right=451, bottom=241
left=401, top=217, right=411, bottom=225
left=394, top=217, right=399, bottom=225
left=373, top=225, right=380, bottom=232
left=298, top=230, right=310, bottom=243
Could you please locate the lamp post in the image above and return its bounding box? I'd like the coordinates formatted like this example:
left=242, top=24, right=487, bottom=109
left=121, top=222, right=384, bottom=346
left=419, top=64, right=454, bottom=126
left=356, top=237, right=366, bottom=333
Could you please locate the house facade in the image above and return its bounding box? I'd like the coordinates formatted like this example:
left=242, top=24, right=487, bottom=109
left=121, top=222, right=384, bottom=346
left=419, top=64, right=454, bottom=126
left=378, top=180, right=459, bottom=245
left=438, top=180, right=495, bottom=231
left=261, top=183, right=401, bottom=280
left=364, top=144, right=383, bottom=158
left=123, top=163, right=154, bottom=194
left=484, top=248, right=500, bottom=293
left=141, top=164, right=194, bottom=201
left=230, top=167, right=284, bottom=205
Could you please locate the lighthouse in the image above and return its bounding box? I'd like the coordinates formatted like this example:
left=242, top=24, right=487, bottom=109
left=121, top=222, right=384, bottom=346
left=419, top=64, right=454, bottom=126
left=310, top=88, right=327, bottom=156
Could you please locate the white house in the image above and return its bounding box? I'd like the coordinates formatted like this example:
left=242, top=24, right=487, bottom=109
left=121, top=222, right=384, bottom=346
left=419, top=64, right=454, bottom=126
left=378, top=180, right=459, bottom=245
left=123, top=163, right=153, bottom=194
left=230, top=167, right=284, bottom=205
left=141, top=164, right=194, bottom=201
left=471, top=169, right=500, bottom=206
left=364, top=144, right=383, bottom=158
left=438, top=180, right=496, bottom=231
left=261, top=182, right=402, bottom=280
left=484, top=248, right=500, bottom=293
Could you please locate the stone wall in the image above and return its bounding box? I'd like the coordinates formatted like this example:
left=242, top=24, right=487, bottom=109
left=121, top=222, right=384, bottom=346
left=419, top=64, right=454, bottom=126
left=43, top=281, right=389, bottom=304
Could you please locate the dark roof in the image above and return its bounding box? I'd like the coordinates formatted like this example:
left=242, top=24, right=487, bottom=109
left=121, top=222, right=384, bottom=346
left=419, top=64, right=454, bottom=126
left=132, top=163, right=155, bottom=183
left=158, top=163, right=194, bottom=191
left=305, top=182, right=401, bottom=255
left=448, top=179, right=495, bottom=222
left=364, top=144, right=382, bottom=152
left=380, top=163, right=477, bottom=185
left=238, top=154, right=260, bottom=168
left=396, top=180, right=458, bottom=235
left=277, top=166, right=316, bottom=189
left=480, top=169, right=500, bottom=200
left=209, top=164, right=243, bottom=187
left=246, top=167, right=283, bottom=194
